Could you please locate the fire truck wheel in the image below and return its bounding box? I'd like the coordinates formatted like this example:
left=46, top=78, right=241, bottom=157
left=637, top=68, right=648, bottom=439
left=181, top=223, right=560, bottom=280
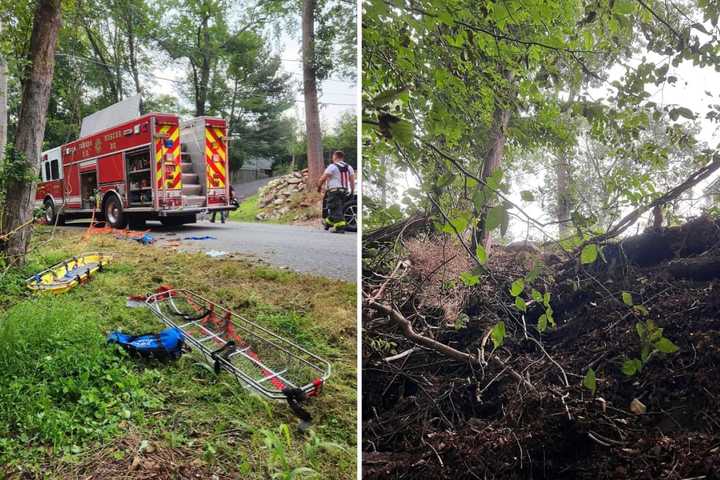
left=104, top=195, right=126, bottom=228
left=43, top=198, right=64, bottom=226
left=343, top=199, right=357, bottom=232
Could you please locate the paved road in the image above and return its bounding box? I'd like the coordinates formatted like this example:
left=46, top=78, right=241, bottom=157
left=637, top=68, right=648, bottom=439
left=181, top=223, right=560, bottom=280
left=232, top=176, right=277, bottom=201
left=62, top=219, right=357, bottom=282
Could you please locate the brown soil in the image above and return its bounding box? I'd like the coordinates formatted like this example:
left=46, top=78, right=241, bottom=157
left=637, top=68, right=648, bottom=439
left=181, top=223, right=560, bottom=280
left=53, top=432, right=233, bottom=480
left=363, top=216, right=720, bottom=479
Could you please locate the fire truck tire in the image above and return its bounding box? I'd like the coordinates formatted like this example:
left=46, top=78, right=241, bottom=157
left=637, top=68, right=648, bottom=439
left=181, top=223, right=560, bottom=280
left=103, top=195, right=127, bottom=229
left=43, top=198, right=64, bottom=226
left=343, top=199, right=357, bottom=232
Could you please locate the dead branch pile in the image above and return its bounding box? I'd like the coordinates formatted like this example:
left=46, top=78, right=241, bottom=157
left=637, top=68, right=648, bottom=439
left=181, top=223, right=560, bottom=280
left=363, top=216, right=720, bottom=479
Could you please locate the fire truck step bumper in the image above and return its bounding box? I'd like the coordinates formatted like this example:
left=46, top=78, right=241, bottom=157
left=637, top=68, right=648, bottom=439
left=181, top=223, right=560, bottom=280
left=182, top=173, right=199, bottom=183
left=182, top=195, right=206, bottom=208
left=183, top=184, right=202, bottom=196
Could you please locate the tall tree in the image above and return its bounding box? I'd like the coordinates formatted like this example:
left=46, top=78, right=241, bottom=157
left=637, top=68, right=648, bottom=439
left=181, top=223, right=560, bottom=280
left=302, top=0, right=323, bottom=191
left=1, top=0, right=62, bottom=265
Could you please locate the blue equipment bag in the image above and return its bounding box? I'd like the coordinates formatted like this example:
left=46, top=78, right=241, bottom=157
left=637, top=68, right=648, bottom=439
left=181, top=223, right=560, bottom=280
left=107, top=327, right=184, bottom=360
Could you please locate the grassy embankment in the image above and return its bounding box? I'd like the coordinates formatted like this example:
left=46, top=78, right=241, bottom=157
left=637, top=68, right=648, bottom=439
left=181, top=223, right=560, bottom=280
left=229, top=193, right=322, bottom=225
left=0, top=226, right=356, bottom=479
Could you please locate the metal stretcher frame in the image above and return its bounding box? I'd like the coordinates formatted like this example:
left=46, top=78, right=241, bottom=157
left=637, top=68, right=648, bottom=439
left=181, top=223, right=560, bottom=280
left=145, top=288, right=332, bottom=402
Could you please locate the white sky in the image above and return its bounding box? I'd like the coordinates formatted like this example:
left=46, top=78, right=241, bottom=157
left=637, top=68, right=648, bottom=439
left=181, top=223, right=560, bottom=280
left=390, top=54, right=720, bottom=241
left=146, top=31, right=356, bottom=133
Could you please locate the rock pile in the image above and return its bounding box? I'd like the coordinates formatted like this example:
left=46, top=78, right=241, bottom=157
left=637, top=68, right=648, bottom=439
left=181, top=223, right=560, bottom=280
left=258, top=169, right=308, bottom=209
left=256, top=169, right=318, bottom=221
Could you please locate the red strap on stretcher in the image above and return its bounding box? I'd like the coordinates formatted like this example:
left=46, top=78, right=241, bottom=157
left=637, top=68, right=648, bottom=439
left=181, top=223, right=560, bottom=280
left=308, top=378, right=323, bottom=397
left=168, top=293, right=319, bottom=396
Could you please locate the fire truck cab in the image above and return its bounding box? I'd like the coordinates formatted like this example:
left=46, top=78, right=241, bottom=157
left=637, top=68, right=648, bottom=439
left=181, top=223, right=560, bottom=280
left=36, top=111, right=233, bottom=228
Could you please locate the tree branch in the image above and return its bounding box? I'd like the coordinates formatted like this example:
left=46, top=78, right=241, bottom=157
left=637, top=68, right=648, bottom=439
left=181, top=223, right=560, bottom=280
left=366, top=299, right=533, bottom=389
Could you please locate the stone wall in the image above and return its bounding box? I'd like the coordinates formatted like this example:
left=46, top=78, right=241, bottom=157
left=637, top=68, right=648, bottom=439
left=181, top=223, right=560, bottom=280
left=256, top=169, right=318, bottom=221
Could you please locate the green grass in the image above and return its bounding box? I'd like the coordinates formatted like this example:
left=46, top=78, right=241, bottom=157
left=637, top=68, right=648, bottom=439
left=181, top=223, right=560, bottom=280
left=228, top=193, right=260, bottom=222
left=228, top=192, right=322, bottom=225
left=0, top=227, right=357, bottom=479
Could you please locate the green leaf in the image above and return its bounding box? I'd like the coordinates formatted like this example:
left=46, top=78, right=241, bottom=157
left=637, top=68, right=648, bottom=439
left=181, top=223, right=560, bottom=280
left=669, top=107, right=695, bottom=120
left=622, top=291, right=633, bottom=306
left=656, top=337, right=679, bottom=354
left=475, top=244, right=488, bottom=265
left=472, top=189, right=486, bottom=211
left=460, top=271, right=480, bottom=287
left=486, top=169, right=503, bottom=190
left=373, top=88, right=407, bottom=107
left=450, top=216, right=468, bottom=233
left=622, top=358, right=642, bottom=376
left=490, top=321, right=506, bottom=350
left=640, top=345, right=651, bottom=363
left=388, top=119, right=414, bottom=144
left=520, top=190, right=534, bottom=201
left=531, top=289, right=543, bottom=302
left=583, top=368, right=597, bottom=395
left=526, top=263, right=542, bottom=283
left=613, top=0, right=634, bottom=15
left=546, top=308, right=556, bottom=327
left=486, top=206, right=505, bottom=231
left=537, top=314, right=548, bottom=332
left=580, top=244, right=598, bottom=264
left=635, top=321, right=646, bottom=339
left=500, top=207, right=510, bottom=237
left=515, top=297, right=527, bottom=312
left=633, top=305, right=649, bottom=316
left=510, top=279, right=524, bottom=297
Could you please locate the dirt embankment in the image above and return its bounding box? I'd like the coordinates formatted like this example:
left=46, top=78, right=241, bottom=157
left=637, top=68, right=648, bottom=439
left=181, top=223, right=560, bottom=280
left=363, top=215, right=720, bottom=480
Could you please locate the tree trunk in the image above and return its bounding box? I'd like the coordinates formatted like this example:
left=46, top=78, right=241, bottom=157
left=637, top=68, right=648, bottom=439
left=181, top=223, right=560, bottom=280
left=1, top=0, right=62, bottom=265
left=554, top=151, right=573, bottom=237
left=473, top=106, right=511, bottom=251
left=302, top=0, right=323, bottom=191
left=126, top=13, right=142, bottom=97
left=379, top=155, right=388, bottom=208
left=555, top=91, right=576, bottom=238
left=195, top=15, right=210, bottom=116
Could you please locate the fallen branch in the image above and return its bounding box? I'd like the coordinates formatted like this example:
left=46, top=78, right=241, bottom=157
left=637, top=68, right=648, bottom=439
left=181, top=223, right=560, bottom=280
left=383, top=347, right=418, bottom=362
left=588, top=156, right=720, bottom=246
left=366, top=299, right=533, bottom=389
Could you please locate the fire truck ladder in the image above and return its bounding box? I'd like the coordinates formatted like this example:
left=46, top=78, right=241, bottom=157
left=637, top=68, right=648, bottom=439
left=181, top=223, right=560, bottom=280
left=180, top=144, right=205, bottom=207
left=145, top=288, right=331, bottom=423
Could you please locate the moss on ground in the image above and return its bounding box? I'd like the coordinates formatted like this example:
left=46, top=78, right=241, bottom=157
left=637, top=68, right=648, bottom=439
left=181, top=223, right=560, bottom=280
left=0, top=226, right=356, bottom=479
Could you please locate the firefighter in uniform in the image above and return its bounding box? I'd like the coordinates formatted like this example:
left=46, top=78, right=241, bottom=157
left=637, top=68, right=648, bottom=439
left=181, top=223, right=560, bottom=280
left=317, top=150, right=354, bottom=233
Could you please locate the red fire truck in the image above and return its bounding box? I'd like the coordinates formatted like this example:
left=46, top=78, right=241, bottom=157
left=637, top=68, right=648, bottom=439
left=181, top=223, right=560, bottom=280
left=36, top=113, right=233, bottom=228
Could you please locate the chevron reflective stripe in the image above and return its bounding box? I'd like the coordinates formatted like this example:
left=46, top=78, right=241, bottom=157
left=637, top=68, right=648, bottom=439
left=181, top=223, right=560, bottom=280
left=156, top=124, right=182, bottom=190
left=205, top=127, right=226, bottom=189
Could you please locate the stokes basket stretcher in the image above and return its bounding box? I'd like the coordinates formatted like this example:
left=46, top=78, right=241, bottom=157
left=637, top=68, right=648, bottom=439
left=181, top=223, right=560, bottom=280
left=145, top=288, right=331, bottom=422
